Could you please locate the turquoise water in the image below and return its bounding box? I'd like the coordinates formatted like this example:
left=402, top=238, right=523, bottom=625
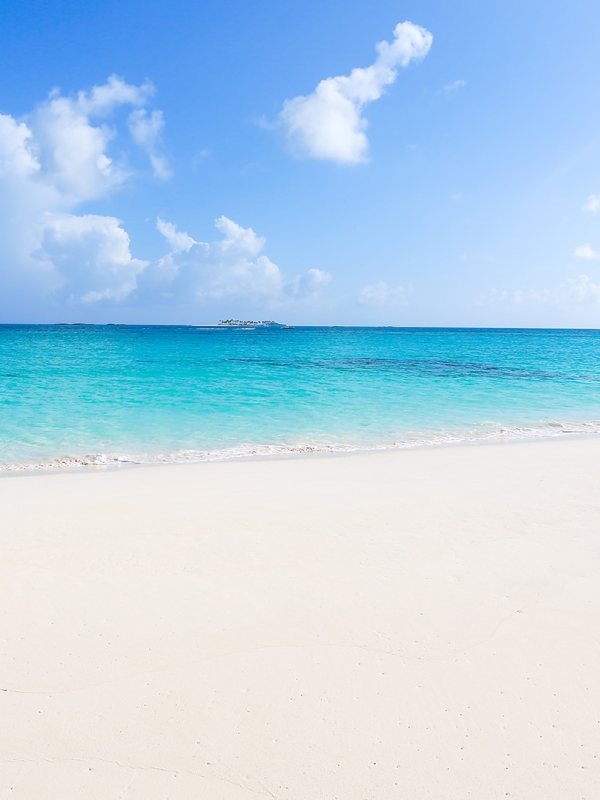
left=1, top=325, right=600, bottom=469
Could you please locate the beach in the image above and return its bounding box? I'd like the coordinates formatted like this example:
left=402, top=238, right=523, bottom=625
left=1, top=436, right=600, bottom=798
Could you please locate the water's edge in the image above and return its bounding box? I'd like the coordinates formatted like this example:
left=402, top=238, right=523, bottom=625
left=2, top=419, right=599, bottom=473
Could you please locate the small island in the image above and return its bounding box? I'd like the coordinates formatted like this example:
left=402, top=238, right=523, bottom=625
left=218, top=319, right=292, bottom=328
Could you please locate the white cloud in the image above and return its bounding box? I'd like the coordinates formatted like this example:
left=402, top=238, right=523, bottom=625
left=128, top=109, right=171, bottom=179
left=285, top=268, right=331, bottom=298
left=0, top=78, right=328, bottom=318
left=444, top=80, right=466, bottom=94
left=75, top=74, right=153, bottom=116
left=0, top=114, right=40, bottom=181
left=30, top=97, right=123, bottom=204
left=156, top=217, right=196, bottom=253
left=0, top=77, right=170, bottom=312
left=278, top=21, right=432, bottom=164
left=573, top=244, right=599, bottom=259
left=128, top=108, right=164, bottom=147
left=359, top=282, right=407, bottom=307
left=583, top=194, right=600, bottom=212
left=29, top=75, right=160, bottom=203
left=39, top=213, right=148, bottom=303
left=214, top=215, right=265, bottom=257
left=147, top=216, right=331, bottom=303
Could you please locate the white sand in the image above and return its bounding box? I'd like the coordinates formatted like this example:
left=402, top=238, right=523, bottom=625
left=1, top=437, right=600, bottom=799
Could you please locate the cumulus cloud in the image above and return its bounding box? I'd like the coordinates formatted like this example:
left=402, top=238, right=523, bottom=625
left=30, top=75, right=158, bottom=203
left=573, top=244, right=599, bottom=259
left=278, top=21, right=432, bottom=164
left=359, top=282, right=407, bottom=307
left=0, top=78, right=330, bottom=318
left=145, top=216, right=330, bottom=303
left=583, top=194, right=600, bottom=212
left=0, top=76, right=170, bottom=313
left=38, top=213, right=148, bottom=304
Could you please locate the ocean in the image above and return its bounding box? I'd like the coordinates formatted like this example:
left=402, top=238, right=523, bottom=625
left=1, top=324, right=599, bottom=470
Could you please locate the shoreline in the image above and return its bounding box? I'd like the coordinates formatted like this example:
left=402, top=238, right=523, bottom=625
left=2, top=419, right=600, bottom=478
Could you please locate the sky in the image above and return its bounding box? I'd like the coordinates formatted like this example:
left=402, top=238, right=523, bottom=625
left=1, top=0, right=600, bottom=326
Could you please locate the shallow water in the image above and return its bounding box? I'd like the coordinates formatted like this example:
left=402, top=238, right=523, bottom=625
left=1, top=325, right=599, bottom=469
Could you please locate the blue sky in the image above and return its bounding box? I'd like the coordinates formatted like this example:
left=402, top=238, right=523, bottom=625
left=1, top=0, right=600, bottom=325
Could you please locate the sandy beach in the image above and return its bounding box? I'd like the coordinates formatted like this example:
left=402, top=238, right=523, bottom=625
left=1, top=436, right=600, bottom=798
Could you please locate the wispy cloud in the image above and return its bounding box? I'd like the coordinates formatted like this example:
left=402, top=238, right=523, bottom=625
left=538, top=275, right=600, bottom=304
left=191, top=149, right=210, bottom=169
left=573, top=244, right=599, bottom=259
left=481, top=275, right=600, bottom=308
left=358, top=282, right=407, bottom=307
left=583, top=194, right=600, bottom=212
left=128, top=108, right=171, bottom=179
left=444, top=80, right=466, bottom=94
left=277, top=21, right=432, bottom=164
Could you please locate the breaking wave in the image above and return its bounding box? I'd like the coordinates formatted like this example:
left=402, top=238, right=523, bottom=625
left=3, top=419, right=600, bottom=473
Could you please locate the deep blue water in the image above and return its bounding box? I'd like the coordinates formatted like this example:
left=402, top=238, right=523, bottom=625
left=1, top=325, right=599, bottom=468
